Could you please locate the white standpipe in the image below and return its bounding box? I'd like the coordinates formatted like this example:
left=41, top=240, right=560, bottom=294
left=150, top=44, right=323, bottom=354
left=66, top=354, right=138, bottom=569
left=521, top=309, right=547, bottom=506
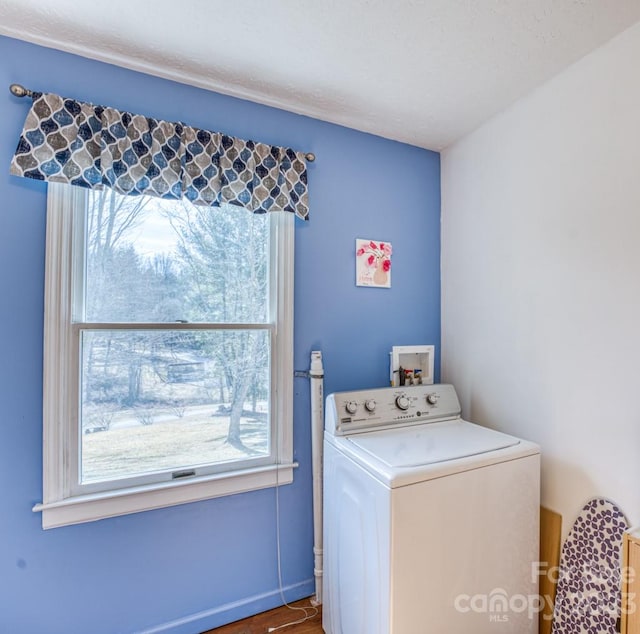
left=309, top=350, right=324, bottom=606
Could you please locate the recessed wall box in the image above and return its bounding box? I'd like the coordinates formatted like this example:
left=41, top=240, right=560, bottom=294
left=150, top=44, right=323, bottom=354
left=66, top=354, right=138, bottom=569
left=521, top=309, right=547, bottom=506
left=390, top=345, right=435, bottom=387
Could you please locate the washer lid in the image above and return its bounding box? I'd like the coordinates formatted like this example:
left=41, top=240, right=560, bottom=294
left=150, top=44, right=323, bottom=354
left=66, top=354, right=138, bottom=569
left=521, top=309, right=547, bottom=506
left=347, top=419, right=520, bottom=468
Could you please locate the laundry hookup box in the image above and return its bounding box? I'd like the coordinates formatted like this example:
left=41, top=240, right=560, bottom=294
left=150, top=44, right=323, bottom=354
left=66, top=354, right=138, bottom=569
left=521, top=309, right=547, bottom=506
left=389, top=345, right=434, bottom=387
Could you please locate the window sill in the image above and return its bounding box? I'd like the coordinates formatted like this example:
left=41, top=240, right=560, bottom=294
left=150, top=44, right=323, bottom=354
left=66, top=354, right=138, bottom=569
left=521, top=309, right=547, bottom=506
left=33, top=462, right=297, bottom=529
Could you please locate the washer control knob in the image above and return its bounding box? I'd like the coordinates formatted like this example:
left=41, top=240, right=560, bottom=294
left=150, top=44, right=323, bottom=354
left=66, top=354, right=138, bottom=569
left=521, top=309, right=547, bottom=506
left=426, top=393, right=439, bottom=405
left=345, top=401, right=358, bottom=415
left=364, top=399, right=377, bottom=412
left=395, top=395, right=410, bottom=411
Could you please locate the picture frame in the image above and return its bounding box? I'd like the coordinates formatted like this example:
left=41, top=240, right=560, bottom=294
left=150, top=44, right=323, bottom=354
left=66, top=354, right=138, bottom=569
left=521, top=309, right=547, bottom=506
left=356, top=238, right=392, bottom=288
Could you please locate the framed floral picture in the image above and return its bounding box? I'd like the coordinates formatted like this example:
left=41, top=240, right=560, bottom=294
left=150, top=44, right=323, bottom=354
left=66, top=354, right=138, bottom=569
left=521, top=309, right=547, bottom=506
left=356, top=239, right=392, bottom=288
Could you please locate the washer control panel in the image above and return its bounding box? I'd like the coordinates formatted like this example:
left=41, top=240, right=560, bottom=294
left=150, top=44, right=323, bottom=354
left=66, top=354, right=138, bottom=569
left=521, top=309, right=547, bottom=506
left=326, top=384, right=461, bottom=436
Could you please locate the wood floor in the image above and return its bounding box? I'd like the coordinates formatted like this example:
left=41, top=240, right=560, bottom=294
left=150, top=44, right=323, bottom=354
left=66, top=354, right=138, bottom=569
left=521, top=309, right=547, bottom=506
left=202, top=598, right=323, bottom=634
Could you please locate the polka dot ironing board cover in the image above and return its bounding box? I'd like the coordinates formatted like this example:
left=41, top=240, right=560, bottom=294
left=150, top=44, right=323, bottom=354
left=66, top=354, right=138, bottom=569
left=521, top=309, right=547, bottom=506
left=551, top=498, right=628, bottom=634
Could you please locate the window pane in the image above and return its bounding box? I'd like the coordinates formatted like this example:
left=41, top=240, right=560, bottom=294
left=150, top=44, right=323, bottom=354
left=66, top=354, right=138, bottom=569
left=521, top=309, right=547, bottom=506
left=84, top=190, right=269, bottom=324
left=80, top=329, right=270, bottom=484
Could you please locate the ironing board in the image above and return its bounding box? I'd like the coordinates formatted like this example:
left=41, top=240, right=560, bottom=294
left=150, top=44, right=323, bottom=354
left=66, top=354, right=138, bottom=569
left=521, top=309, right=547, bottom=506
left=551, top=498, right=628, bottom=633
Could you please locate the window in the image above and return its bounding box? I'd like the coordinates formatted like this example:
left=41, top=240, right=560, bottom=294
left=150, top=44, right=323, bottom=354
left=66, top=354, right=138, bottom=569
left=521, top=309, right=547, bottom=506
left=35, top=183, right=294, bottom=528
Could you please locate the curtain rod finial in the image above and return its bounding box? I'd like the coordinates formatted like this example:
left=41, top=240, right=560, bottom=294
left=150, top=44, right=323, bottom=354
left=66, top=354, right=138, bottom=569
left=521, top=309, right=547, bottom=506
left=9, top=84, right=32, bottom=98
left=305, top=152, right=315, bottom=163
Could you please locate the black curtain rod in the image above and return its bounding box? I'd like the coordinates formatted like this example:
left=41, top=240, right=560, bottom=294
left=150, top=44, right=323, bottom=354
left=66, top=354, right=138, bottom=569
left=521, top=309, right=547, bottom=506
left=8, top=83, right=316, bottom=162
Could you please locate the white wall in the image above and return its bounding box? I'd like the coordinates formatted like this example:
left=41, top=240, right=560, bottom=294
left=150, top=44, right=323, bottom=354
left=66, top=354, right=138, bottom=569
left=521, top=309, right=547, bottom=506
left=441, top=20, right=640, bottom=533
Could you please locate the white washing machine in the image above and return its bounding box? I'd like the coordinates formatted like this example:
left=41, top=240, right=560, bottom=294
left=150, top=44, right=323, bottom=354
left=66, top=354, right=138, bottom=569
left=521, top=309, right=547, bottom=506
left=322, top=384, right=540, bottom=634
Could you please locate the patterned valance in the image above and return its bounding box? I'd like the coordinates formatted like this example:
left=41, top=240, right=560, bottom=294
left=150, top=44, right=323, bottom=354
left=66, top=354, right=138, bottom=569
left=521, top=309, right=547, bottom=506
left=10, top=92, right=309, bottom=220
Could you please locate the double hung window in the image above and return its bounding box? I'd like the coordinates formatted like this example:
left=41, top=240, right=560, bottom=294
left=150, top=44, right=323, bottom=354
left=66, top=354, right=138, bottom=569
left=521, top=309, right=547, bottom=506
left=37, top=184, right=294, bottom=528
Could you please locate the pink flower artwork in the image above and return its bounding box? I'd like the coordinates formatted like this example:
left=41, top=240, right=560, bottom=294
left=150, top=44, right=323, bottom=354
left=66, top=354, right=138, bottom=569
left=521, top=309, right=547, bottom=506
left=356, top=238, right=392, bottom=288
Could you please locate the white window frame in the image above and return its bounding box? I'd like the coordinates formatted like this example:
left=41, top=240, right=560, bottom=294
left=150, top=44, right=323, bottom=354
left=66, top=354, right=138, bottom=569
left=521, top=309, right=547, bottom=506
left=33, top=183, right=296, bottom=529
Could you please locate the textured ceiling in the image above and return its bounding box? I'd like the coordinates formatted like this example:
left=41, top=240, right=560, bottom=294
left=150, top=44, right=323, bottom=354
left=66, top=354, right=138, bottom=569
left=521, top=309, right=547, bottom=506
left=1, top=0, right=639, bottom=150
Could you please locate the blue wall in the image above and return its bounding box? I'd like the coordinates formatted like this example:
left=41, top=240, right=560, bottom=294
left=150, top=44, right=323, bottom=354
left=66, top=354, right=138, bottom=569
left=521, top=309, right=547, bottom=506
left=0, top=35, right=440, bottom=634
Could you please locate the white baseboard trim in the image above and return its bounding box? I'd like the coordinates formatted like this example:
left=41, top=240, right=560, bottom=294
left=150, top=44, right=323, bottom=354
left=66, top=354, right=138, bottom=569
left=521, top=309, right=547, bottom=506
left=136, top=578, right=316, bottom=634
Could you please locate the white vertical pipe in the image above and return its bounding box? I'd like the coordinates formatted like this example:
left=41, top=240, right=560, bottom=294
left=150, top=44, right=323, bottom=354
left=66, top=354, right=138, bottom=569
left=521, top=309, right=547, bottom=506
left=309, top=350, right=324, bottom=606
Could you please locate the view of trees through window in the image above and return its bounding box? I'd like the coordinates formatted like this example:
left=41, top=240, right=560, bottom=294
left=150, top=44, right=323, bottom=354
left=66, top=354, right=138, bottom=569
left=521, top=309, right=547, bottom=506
left=79, top=190, right=271, bottom=484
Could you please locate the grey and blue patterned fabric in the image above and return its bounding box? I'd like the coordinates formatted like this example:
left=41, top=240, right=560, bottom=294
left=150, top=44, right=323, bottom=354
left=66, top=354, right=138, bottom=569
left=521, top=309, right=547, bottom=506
left=10, top=92, right=309, bottom=220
